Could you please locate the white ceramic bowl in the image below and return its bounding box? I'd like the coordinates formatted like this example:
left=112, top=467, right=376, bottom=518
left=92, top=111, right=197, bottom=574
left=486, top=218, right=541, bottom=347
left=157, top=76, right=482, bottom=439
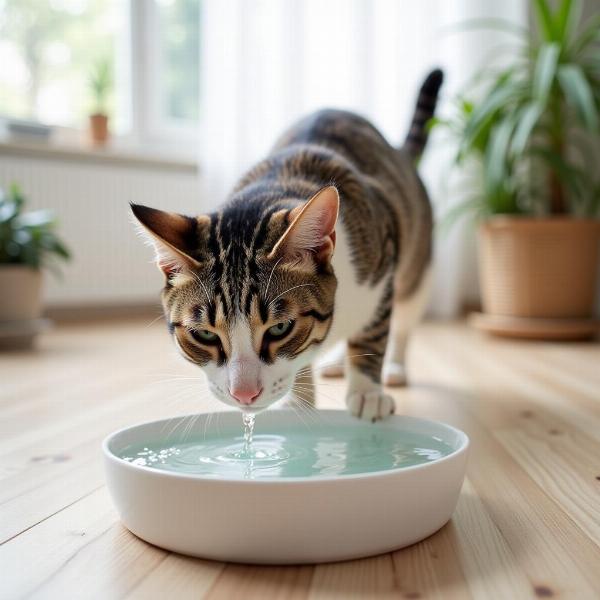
left=103, top=410, right=468, bottom=564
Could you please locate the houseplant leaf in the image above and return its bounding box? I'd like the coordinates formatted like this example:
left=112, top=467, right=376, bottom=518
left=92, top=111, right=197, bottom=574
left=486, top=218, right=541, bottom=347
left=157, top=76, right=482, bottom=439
left=533, top=43, right=560, bottom=102
left=533, top=0, right=558, bottom=41
left=510, top=101, right=544, bottom=155
left=557, top=64, right=599, bottom=131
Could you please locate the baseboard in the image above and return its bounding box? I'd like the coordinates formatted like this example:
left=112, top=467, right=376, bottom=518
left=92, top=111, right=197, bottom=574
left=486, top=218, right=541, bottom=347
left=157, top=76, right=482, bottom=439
left=45, top=302, right=163, bottom=323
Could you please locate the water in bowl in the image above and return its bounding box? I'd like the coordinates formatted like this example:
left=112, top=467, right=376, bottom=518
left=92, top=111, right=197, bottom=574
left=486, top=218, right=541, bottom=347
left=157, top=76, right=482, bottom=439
left=119, top=414, right=455, bottom=480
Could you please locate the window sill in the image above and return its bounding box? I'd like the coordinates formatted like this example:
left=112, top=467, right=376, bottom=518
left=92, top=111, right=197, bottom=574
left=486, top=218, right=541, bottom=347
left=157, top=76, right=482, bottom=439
left=0, top=136, right=198, bottom=174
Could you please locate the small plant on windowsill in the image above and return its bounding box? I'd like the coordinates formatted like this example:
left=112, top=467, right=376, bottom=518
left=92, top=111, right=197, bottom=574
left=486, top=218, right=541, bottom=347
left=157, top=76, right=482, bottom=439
left=0, top=184, right=70, bottom=349
left=433, top=0, right=600, bottom=340
left=88, top=57, right=112, bottom=146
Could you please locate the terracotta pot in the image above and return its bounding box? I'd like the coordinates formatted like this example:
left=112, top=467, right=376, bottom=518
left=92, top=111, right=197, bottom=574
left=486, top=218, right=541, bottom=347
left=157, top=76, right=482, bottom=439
left=0, top=265, right=43, bottom=321
left=89, top=113, right=109, bottom=146
left=478, top=217, right=600, bottom=319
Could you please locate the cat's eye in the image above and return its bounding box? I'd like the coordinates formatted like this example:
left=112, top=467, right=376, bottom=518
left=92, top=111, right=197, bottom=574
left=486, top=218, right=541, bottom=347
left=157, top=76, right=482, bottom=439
left=191, top=329, right=220, bottom=345
left=267, top=320, right=294, bottom=339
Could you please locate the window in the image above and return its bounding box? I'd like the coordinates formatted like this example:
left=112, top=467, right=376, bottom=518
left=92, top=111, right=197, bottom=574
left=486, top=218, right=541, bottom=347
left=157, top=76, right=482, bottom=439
left=0, top=0, right=127, bottom=131
left=156, top=0, right=200, bottom=125
left=0, top=0, right=199, bottom=149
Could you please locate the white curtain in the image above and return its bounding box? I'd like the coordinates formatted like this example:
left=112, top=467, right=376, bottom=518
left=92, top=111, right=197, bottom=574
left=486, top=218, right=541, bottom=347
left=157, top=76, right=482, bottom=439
left=199, top=0, right=527, bottom=317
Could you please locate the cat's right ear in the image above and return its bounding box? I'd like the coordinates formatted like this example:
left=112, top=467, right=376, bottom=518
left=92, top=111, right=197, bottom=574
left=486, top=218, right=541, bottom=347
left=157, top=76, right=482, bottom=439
left=130, top=204, right=206, bottom=278
left=267, top=186, right=340, bottom=266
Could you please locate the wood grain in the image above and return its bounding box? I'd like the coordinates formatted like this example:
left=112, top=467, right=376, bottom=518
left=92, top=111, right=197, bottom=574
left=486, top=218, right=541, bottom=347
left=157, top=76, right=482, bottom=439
left=1, top=319, right=599, bottom=599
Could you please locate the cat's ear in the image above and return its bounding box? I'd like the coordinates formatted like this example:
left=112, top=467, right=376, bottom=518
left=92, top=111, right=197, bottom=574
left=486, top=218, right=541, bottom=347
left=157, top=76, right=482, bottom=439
left=268, top=186, right=339, bottom=265
left=130, top=204, right=205, bottom=277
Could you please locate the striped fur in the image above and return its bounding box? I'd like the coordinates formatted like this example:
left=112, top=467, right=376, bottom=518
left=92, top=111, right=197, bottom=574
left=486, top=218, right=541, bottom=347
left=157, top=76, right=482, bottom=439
left=132, top=70, right=442, bottom=419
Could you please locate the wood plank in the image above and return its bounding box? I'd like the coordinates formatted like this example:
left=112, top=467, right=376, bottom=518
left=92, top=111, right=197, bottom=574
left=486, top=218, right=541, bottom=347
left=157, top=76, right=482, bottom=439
left=391, top=523, right=470, bottom=600
left=0, top=487, right=118, bottom=598
left=310, top=554, right=396, bottom=599
left=496, top=427, right=600, bottom=548
left=28, top=524, right=165, bottom=600
left=451, top=480, right=532, bottom=600
left=125, top=555, right=224, bottom=600
left=205, top=564, right=314, bottom=600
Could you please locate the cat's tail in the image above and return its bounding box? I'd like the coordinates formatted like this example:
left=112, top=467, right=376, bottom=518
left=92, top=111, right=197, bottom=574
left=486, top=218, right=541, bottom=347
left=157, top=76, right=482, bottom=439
left=403, top=68, right=444, bottom=161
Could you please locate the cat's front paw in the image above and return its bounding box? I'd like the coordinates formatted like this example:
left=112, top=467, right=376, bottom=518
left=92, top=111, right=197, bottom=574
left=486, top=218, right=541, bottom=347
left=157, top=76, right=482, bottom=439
left=346, top=390, right=395, bottom=422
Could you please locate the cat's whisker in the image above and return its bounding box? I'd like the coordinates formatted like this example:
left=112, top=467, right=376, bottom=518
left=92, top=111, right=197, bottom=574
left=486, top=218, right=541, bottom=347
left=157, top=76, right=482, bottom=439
left=292, top=384, right=344, bottom=408
left=289, top=394, right=326, bottom=427
left=158, top=386, right=218, bottom=437
left=293, top=396, right=321, bottom=421
left=292, top=379, right=340, bottom=388
left=288, top=400, right=313, bottom=430
left=183, top=413, right=202, bottom=442
left=145, top=312, right=165, bottom=328
left=287, top=392, right=317, bottom=424
left=191, top=271, right=214, bottom=308
left=264, top=255, right=284, bottom=302
left=203, top=409, right=216, bottom=441
left=267, top=283, right=316, bottom=308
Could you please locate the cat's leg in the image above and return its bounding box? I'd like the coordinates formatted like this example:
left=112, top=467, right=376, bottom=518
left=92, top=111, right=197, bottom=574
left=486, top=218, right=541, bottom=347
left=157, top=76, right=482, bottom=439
left=292, top=365, right=315, bottom=407
left=383, top=266, right=432, bottom=387
left=319, top=341, right=346, bottom=378
left=345, top=279, right=395, bottom=421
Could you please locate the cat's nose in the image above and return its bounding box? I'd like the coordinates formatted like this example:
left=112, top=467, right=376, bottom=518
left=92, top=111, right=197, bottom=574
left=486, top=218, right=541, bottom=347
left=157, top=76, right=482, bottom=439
left=229, top=387, right=262, bottom=405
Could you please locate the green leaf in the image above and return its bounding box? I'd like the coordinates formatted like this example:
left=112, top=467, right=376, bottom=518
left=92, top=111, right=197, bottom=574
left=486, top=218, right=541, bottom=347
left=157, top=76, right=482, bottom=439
left=533, top=43, right=560, bottom=101
left=47, top=238, right=71, bottom=260
left=511, top=102, right=544, bottom=155
left=533, top=0, right=558, bottom=41
left=9, top=183, right=25, bottom=210
left=0, top=185, right=71, bottom=270
left=557, top=64, right=599, bottom=131
left=555, top=0, right=581, bottom=45
left=460, top=82, right=522, bottom=158
left=485, top=117, right=517, bottom=186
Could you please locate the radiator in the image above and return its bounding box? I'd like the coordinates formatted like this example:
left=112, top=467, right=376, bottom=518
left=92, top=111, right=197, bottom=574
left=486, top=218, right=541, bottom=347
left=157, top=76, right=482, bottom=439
left=0, top=152, right=203, bottom=307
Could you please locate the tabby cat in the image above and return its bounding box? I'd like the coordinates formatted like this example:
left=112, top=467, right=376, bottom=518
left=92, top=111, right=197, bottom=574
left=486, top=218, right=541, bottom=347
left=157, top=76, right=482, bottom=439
left=132, top=69, right=442, bottom=421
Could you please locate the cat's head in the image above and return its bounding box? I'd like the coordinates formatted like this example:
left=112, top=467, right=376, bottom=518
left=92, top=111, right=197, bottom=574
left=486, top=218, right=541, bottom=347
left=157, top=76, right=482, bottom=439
left=132, top=186, right=339, bottom=412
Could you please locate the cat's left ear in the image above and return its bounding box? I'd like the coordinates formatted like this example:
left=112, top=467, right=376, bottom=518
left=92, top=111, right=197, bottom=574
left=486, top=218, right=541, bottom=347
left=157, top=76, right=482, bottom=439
left=268, top=186, right=339, bottom=265
left=130, top=204, right=207, bottom=278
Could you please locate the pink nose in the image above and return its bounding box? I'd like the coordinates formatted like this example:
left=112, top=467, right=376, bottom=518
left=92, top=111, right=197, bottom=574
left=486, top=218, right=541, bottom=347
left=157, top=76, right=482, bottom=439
left=229, top=387, right=262, bottom=405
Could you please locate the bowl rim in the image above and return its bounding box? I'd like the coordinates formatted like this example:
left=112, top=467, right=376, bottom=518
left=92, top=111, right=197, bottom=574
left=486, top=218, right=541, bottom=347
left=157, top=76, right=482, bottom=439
left=102, top=409, right=469, bottom=485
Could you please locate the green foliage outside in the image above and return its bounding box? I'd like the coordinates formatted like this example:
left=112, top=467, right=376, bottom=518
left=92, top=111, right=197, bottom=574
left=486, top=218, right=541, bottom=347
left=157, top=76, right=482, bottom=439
left=434, top=0, right=600, bottom=222
left=0, top=185, right=71, bottom=271
left=0, top=0, right=117, bottom=126
left=0, top=0, right=200, bottom=128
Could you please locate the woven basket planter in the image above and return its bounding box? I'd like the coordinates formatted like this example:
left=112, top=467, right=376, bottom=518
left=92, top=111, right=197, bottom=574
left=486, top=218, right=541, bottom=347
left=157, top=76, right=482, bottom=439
left=474, top=217, right=600, bottom=339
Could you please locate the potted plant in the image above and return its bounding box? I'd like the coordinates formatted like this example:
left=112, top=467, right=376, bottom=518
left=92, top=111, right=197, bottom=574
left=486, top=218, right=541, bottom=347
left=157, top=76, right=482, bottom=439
left=0, top=184, right=70, bottom=348
left=88, top=57, right=112, bottom=146
left=436, top=0, right=600, bottom=339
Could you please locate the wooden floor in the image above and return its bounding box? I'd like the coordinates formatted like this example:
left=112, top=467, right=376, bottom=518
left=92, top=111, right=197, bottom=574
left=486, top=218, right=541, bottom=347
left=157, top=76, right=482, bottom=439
left=1, top=318, right=600, bottom=599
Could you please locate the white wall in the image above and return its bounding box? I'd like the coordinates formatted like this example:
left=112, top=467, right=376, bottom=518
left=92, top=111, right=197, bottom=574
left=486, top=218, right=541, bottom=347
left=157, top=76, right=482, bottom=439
left=0, top=153, right=202, bottom=307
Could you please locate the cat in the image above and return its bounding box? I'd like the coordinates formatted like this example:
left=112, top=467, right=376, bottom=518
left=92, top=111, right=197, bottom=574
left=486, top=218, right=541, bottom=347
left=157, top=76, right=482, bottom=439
left=132, top=69, right=442, bottom=421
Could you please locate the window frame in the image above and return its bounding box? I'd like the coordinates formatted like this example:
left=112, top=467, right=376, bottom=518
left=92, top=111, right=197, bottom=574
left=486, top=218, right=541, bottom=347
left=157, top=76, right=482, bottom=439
left=126, top=0, right=199, bottom=157
left=0, top=0, right=199, bottom=161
